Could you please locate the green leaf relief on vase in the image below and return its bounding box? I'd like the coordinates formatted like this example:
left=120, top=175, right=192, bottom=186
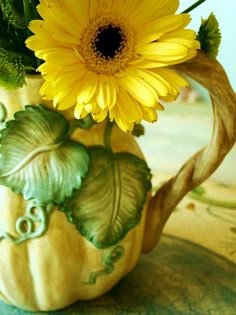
left=0, top=102, right=151, bottom=250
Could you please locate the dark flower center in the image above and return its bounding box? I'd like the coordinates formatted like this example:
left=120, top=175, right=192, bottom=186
left=94, top=24, right=125, bottom=59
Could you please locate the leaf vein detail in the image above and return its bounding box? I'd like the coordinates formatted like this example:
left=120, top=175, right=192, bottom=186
left=0, top=142, right=63, bottom=177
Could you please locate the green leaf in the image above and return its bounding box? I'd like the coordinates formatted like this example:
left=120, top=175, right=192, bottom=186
left=62, top=146, right=152, bottom=249
left=0, top=105, right=89, bottom=205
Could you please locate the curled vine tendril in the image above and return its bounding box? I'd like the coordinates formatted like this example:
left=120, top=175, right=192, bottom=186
left=0, top=201, right=54, bottom=244
left=85, top=245, right=125, bottom=285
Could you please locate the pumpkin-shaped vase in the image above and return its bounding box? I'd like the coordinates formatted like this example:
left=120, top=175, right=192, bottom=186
left=0, top=76, right=151, bottom=311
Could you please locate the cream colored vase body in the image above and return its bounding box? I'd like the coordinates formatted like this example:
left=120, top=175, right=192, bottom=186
left=0, top=76, right=149, bottom=311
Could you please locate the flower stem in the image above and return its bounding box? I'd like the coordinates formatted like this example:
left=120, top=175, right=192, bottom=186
left=23, top=0, right=31, bottom=26
left=182, top=0, right=206, bottom=14
left=23, top=0, right=39, bottom=35
left=104, top=120, right=114, bottom=150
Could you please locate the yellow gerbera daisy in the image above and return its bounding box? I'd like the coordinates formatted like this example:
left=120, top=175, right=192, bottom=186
left=26, top=0, right=200, bottom=132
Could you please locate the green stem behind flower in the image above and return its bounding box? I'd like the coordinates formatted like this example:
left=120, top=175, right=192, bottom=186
left=23, top=0, right=31, bottom=28
left=23, top=0, right=39, bottom=36
left=104, top=120, right=114, bottom=150
left=182, top=0, right=207, bottom=14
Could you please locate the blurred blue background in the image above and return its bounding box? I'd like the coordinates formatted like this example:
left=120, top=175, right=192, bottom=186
left=178, top=0, right=236, bottom=90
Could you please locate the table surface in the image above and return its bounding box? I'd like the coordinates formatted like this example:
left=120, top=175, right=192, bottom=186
left=1, top=102, right=235, bottom=314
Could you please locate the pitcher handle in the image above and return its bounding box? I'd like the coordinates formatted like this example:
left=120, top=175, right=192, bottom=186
left=142, top=51, right=236, bottom=253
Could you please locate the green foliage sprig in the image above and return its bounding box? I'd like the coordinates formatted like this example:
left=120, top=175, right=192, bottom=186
left=0, top=0, right=40, bottom=89
left=197, top=13, right=221, bottom=60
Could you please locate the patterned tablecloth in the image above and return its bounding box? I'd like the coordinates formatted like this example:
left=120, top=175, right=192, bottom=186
left=0, top=177, right=235, bottom=315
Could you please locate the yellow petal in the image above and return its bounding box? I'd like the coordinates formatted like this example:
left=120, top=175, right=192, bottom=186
left=141, top=106, right=158, bottom=123
left=153, top=68, right=189, bottom=96
left=96, top=75, right=117, bottom=110
left=26, top=21, right=59, bottom=51
left=64, top=0, right=90, bottom=27
left=137, top=42, right=188, bottom=62
left=128, top=0, right=179, bottom=30
left=109, top=88, right=144, bottom=132
left=109, top=105, right=134, bottom=133
left=54, top=71, right=86, bottom=90
left=43, top=49, right=83, bottom=67
left=56, top=93, right=76, bottom=110
left=54, top=84, right=80, bottom=110
left=136, top=14, right=191, bottom=44
left=76, top=72, right=98, bottom=104
left=116, top=90, right=143, bottom=123
left=74, top=104, right=89, bottom=119
left=43, top=1, right=83, bottom=39
left=110, top=0, right=140, bottom=21
left=38, top=64, right=58, bottom=78
left=91, top=103, right=108, bottom=122
left=37, top=1, right=63, bottom=24
left=39, top=81, right=55, bottom=100
left=132, top=59, right=167, bottom=69
left=51, top=32, right=81, bottom=46
left=36, top=1, right=51, bottom=20
left=117, top=69, right=158, bottom=107
left=160, top=29, right=199, bottom=48
left=161, top=28, right=197, bottom=41
left=129, top=68, right=172, bottom=97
